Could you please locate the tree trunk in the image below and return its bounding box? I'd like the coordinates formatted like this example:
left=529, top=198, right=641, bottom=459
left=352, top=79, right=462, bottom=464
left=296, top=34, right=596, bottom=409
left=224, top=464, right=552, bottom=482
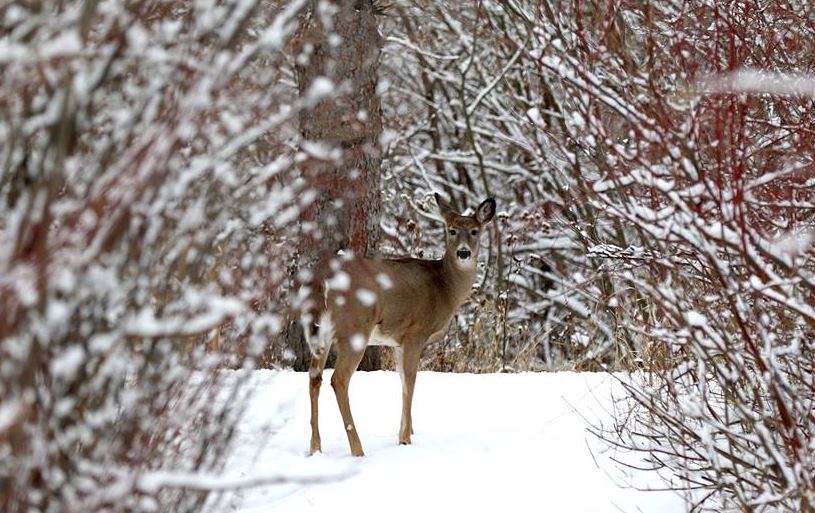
left=287, top=0, right=383, bottom=371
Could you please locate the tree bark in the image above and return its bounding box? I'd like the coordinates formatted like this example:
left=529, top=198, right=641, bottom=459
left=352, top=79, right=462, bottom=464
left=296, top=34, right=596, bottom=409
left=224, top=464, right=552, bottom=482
left=287, top=0, right=383, bottom=371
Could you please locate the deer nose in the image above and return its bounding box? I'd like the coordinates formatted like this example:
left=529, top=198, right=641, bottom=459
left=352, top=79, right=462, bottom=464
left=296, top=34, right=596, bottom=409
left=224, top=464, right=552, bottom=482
left=456, top=248, right=471, bottom=260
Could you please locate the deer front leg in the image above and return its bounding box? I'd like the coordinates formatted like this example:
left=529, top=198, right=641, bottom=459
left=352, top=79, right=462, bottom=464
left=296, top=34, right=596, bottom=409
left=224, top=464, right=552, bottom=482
left=398, top=346, right=421, bottom=445
left=331, top=340, right=367, bottom=456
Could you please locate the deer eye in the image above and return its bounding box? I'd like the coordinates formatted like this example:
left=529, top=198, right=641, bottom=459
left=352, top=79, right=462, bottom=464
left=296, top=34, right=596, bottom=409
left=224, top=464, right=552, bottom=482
left=449, top=229, right=457, bottom=236
left=470, top=229, right=478, bottom=236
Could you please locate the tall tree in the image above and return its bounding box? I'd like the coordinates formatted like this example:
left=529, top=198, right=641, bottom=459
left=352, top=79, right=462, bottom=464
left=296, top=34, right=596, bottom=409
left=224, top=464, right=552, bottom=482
left=286, top=0, right=384, bottom=370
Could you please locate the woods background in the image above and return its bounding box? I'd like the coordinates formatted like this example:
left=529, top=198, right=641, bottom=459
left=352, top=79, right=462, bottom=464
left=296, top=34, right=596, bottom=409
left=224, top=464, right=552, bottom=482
left=2, top=1, right=814, bottom=512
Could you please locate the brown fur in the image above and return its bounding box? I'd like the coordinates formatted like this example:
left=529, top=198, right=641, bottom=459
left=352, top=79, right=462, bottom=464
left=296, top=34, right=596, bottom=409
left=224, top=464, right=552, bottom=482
left=305, top=194, right=496, bottom=456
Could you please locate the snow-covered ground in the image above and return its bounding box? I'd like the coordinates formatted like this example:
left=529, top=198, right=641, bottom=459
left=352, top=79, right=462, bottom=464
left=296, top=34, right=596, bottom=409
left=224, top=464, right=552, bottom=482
left=211, top=371, right=687, bottom=513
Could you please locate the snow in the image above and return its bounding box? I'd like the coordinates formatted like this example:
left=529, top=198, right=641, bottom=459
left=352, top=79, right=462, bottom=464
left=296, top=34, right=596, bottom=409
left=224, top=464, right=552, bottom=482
left=50, top=346, right=86, bottom=380
left=300, top=140, right=340, bottom=161
left=213, top=371, right=685, bottom=513
left=0, top=399, right=23, bottom=433
left=326, top=271, right=351, bottom=291
left=349, top=334, right=366, bottom=352
left=305, top=77, right=335, bottom=105
left=138, top=468, right=352, bottom=494
left=259, top=0, right=308, bottom=49
left=684, top=310, right=707, bottom=328
left=355, top=288, right=377, bottom=306
left=704, top=69, right=815, bottom=97
left=773, top=229, right=814, bottom=259
left=375, top=272, right=393, bottom=290
left=123, top=295, right=244, bottom=337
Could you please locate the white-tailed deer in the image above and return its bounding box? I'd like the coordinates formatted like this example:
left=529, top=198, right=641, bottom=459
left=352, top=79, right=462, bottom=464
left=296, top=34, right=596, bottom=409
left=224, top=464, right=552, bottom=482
left=301, top=193, right=496, bottom=456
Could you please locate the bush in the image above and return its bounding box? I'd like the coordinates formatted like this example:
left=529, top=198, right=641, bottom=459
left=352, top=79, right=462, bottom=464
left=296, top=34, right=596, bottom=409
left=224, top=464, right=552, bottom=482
left=0, top=3, right=311, bottom=511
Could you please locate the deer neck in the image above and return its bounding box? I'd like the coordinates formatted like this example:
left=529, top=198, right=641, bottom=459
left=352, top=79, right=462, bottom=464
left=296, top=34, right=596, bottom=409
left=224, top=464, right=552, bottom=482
left=441, top=250, right=478, bottom=306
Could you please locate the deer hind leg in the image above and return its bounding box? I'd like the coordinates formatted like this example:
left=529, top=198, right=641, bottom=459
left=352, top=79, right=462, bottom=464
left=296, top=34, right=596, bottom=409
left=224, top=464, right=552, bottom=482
left=307, top=311, right=335, bottom=455
left=398, top=346, right=421, bottom=445
left=308, top=345, right=331, bottom=455
left=331, top=338, right=367, bottom=456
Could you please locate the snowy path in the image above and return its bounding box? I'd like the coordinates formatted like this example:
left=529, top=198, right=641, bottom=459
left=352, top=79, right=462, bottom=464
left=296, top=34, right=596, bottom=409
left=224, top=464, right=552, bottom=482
left=212, top=371, right=686, bottom=513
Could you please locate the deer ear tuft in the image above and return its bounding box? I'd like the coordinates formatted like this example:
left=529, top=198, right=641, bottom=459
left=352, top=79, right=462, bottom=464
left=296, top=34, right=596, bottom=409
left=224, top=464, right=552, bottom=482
left=475, top=198, right=496, bottom=225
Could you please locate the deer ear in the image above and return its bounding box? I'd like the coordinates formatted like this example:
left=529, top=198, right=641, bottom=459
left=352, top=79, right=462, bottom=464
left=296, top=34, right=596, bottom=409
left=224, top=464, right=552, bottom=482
left=435, top=193, right=457, bottom=222
left=475, top=197, right=496, bottom=225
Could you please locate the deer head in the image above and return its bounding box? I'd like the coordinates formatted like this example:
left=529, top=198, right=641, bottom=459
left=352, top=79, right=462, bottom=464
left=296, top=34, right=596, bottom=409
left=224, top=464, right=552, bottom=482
left=435, top=193, right=496, bottom=270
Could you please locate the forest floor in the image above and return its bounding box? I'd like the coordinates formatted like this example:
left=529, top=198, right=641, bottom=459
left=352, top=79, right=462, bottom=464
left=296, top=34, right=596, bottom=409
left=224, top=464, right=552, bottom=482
left=209, top=370, right=688, bottom=513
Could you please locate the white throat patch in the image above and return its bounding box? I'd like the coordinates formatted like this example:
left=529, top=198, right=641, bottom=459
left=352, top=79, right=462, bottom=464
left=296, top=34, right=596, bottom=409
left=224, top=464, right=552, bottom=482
left=453, top=255, right=477, bottom=270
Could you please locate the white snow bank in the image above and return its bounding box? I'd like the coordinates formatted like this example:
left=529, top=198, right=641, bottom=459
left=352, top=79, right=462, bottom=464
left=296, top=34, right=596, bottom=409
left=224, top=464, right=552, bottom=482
left=212, top=371, right=686, bottom=513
